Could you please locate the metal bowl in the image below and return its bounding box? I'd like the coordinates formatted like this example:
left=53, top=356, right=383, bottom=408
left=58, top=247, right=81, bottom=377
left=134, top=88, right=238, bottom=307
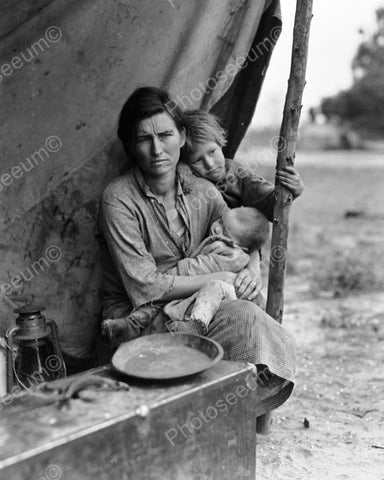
left=111, top=333, right=224, bottom=380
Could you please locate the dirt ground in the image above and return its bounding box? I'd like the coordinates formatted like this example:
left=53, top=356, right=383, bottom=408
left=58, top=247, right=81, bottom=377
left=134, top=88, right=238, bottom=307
left=238, top=148, right=384, bottom=480
left=256, top=288, right=384, bottom=480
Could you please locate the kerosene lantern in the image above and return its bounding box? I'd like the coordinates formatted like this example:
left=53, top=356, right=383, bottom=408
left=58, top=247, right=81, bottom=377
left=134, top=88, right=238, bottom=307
left=5, top=305, right=66, bottom=392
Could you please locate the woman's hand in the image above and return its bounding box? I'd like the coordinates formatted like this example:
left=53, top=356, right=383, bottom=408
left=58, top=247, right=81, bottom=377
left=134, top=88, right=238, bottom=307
left=234, top=268, right=263, bottom=301
left=276, top=166, right=304, bottom=199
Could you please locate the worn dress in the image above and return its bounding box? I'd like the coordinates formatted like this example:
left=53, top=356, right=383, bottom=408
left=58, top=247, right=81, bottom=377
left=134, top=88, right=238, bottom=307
left=96, top=165, right=296, bottom=415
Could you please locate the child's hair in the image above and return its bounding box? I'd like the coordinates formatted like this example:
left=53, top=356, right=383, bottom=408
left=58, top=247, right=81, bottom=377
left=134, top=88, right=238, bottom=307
left=226, top=207, right=270, bottom=251
left=183, top=110, right=227, bottom=155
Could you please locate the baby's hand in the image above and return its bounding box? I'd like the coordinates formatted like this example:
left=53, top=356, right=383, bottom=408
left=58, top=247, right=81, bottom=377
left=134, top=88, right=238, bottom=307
left=276, top=166, right=304, bottom=199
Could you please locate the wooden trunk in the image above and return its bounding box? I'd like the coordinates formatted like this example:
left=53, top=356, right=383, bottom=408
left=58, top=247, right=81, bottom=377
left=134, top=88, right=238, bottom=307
left=0, top=362, right=257, bottom=479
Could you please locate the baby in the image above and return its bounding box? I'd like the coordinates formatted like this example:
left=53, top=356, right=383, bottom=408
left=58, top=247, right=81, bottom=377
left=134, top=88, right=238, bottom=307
left=164, top=206, right=270, bottom=334
left=102, top=207, right=269, bottom=342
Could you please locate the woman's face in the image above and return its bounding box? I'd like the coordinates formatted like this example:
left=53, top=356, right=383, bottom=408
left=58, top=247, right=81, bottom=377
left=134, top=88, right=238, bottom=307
left=132, top=112, right=185, bottom=178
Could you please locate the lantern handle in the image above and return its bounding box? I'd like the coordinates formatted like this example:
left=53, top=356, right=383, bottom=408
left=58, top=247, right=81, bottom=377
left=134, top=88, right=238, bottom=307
left=5, top=326, right=20, bottom=393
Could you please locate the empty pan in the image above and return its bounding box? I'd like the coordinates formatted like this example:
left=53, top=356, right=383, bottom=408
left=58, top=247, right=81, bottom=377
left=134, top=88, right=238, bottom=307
left=111, top=332, right=224, bottom=380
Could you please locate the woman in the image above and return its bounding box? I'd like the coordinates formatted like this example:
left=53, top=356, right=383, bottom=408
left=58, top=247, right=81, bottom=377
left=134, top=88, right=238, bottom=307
left=96, top=87, right=296, bottom=416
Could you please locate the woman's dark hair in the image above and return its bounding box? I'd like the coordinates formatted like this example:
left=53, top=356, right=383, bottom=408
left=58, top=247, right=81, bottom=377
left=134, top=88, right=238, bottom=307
left=117, top=87, right=185, bottom=158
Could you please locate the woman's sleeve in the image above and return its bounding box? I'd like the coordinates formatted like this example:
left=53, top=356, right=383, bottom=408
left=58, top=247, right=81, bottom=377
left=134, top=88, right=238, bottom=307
left=99, top=197, right=175, bottom=309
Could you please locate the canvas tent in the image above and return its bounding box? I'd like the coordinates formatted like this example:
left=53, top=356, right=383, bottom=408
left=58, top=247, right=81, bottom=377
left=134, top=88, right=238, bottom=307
left=0, top=0, right=281, bottom=361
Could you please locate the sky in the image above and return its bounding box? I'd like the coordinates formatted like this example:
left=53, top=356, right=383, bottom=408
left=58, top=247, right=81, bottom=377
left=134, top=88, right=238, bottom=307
left=253, top=0, right=384, bottom=127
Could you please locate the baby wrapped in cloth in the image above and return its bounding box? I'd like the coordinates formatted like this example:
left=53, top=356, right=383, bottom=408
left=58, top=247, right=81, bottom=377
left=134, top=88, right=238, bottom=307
left=102, top=207, right=269, bottom=342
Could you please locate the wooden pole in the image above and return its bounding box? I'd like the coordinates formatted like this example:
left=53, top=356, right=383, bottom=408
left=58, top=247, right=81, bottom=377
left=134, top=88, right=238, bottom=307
left=256, top=0, right=313, bottom=434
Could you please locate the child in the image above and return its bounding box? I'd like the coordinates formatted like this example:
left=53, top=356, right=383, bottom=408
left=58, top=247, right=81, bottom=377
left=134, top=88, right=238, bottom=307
left=102, top=207, right=269, bottom=342
left=182, top=109, right=304, bottom=220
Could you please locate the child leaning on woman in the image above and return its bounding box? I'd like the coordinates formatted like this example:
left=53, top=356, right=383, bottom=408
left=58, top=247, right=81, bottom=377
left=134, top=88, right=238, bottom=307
left=182, top=109, right=304, bottom=218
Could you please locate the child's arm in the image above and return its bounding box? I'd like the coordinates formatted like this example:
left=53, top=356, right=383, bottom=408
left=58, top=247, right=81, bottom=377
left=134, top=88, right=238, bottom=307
left=276, top=166, right=304, bottom=199
left=236, top=162, right=303, bottom=219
